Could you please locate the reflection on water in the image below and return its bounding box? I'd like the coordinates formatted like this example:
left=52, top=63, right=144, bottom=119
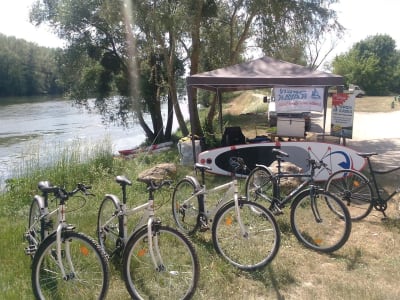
left=0, top=96, right=187, bottom=188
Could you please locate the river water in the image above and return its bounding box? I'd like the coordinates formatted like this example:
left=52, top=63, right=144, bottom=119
left=0, top=96, right=188, bottom=187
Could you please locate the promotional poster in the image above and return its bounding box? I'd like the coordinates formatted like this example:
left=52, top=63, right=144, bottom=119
left=273, top=87, right=324, bottom=112
left=331, top=92, right=357, bottom=139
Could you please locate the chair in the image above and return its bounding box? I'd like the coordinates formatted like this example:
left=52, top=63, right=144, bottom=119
left=221, top=126, right=246, bottom=146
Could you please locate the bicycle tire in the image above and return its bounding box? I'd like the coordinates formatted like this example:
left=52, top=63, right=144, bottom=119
left=325, top=169, right=374, bottom=220
left=212, top=199, right=280, bottom=271
left=97, top=195, right=122, bottom=257
left=245, top=166, right=276, bottom=209
left=172, top=178, right=201, bottom=234
left=27, top=198, right=44, bottom=254
left=31, top=231, right=110, bottom=300
left=290, top=189, right=351, bottom=253
left=122, top=224, right=199, bottom=300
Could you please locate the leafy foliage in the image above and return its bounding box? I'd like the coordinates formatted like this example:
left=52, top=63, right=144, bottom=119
left=332, top=34, right=400, bottom=95
left=28, top=0, right=343, bottom=138
left=0, top=34, right=63, bottom=97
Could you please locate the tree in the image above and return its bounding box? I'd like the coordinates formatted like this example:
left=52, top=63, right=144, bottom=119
left=0, top=34, right=63, bottom=97
left=332, top=34, right=399, bottom=95
left=191, top=0, right=343, bottom=135
left=30, top=0, right=344, bottom=140
left=31, top=0, right=188, bottom=143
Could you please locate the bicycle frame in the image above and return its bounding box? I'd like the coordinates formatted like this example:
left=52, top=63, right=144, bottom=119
left=365, top=157, right=400, bottom=204
left=183, top=169, right=247, bottom=235
left=101, top=189, right=167, bottom=270
left=252, top=152, right=327, bottom=221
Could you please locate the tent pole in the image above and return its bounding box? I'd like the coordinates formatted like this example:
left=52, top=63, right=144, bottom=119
left=323, top=87, right=328, bottom=134
left=187, top=84, right=197, bottom=164
left=217, top=89, right=223, bottom=133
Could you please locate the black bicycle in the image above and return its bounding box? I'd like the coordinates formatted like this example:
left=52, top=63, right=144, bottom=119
left=325, top=152, right=400, bottom=221
left=245, top=148, right=352, bottom=253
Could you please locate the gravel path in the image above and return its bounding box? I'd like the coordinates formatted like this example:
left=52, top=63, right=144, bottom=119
left=317, top=110, right=400, bottom=169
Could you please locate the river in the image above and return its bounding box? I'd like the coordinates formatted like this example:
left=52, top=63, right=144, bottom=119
left=0, top=96, right=189, bottom=188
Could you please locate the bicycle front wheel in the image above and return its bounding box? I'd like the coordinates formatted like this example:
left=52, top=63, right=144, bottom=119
left=31, top=231, right=109, bottom=300
left=325, top=169, right=374, bottom=220
left=172, top=178, right=201, bottom=234
left=123, top=224, right=199, bottom=300
left=212, top=200, right=280, bottom=271
left=290, top=189, right=351, bottom=253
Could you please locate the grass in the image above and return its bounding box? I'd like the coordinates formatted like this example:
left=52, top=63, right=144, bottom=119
left=1, top=92, right=400, bottom=299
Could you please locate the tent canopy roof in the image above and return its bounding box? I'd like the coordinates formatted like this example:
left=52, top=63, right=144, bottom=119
left=186, top=56, right=343, bottom=92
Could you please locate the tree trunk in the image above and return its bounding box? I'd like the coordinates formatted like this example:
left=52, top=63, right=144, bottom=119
left=188, top=1, right=204, bottom=137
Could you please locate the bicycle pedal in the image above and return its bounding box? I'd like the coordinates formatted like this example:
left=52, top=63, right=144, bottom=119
left=271, top=207, right=283, bottom=216
left=199, top=225, right=210, bottom=232
left=25, top=245, right=37, bottom=256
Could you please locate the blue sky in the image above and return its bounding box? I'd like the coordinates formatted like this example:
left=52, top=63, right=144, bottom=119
left=0, top=0, right=399, bottom=60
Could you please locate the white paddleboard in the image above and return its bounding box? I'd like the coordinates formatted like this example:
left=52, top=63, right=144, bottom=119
left=197, top=141, right=366, bottom=181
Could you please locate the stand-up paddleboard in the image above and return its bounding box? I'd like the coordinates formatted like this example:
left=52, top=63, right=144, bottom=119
left=197, top=141, right=366, bottom=181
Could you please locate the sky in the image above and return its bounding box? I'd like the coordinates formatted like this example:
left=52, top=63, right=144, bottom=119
left=0, top=0, right=399, bottom=60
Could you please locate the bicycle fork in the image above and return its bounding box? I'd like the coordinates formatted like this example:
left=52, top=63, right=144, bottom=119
left=309, top=187, right=323, bottom=223
left=54, top=205, right=77, bottom=281
left=233, top=183, right=248, bottom=238
left=147, top=216, right=167, bottom=272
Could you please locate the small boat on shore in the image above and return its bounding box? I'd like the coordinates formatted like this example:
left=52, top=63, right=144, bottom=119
left=118, top=141, right=173, bottom=156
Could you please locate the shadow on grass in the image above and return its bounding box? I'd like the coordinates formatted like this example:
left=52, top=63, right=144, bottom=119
left=245, top=265, right=295, bottom=300
left=329, top=246, right=365, bottom=271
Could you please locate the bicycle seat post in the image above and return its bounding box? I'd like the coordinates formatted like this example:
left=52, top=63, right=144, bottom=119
left=121, top=184, right=128, bottom=205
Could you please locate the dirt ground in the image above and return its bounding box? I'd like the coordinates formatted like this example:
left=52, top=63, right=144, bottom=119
left=314, top=109, right=400, bottom=169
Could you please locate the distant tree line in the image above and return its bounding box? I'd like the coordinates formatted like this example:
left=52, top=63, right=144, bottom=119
left=0, top=33, right=64, bottom=97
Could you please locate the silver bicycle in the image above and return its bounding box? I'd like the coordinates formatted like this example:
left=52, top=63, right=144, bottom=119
left=172, top=157, right=280, bottom=271
left=97, top=164, right=200, bottom=299
left=25, top=182, right=110, bottom=299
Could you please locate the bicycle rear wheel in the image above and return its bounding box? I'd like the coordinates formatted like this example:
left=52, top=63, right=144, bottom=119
left=27, top=198, right=44, bottom=254
left=325, top=169, right=374, bottom=220
left=212, top=200, right=280, bottom=271
left=123, top=224, right=199, bottom=300
left=31, top=231, right=109, bottom=300
left=290, top=189, right=351, bottom=253
left=97, top=196, right=122, bottom=257
left=245, top=166, right=276, bottom=206
left=172, top=178, right=201, bottom=234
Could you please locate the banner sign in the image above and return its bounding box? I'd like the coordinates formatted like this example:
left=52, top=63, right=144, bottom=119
left=330, top=92, right=357, bottom=139
left=273, top=87, right=324, bottom=112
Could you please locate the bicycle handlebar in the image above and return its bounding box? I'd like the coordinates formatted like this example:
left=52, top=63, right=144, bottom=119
left=271, top=148, right=329, bottom=172
left=38, top=182, right=93, bottom=200
left=146, top=179, right=173, bottom=192
left=229, top=156, right=247, bottom=173
left=307, top=158, right=328, bottom=170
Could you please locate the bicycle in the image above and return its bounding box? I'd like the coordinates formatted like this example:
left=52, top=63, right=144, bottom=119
left=325, top=152, right=400, bottom=221
left=25, top=182, right=110, bottom=300
left=97, top=163, right=200, bottom=300
left=172, top=157, right=280, bottom=271
left=245, top=148, right=352, bottom=253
